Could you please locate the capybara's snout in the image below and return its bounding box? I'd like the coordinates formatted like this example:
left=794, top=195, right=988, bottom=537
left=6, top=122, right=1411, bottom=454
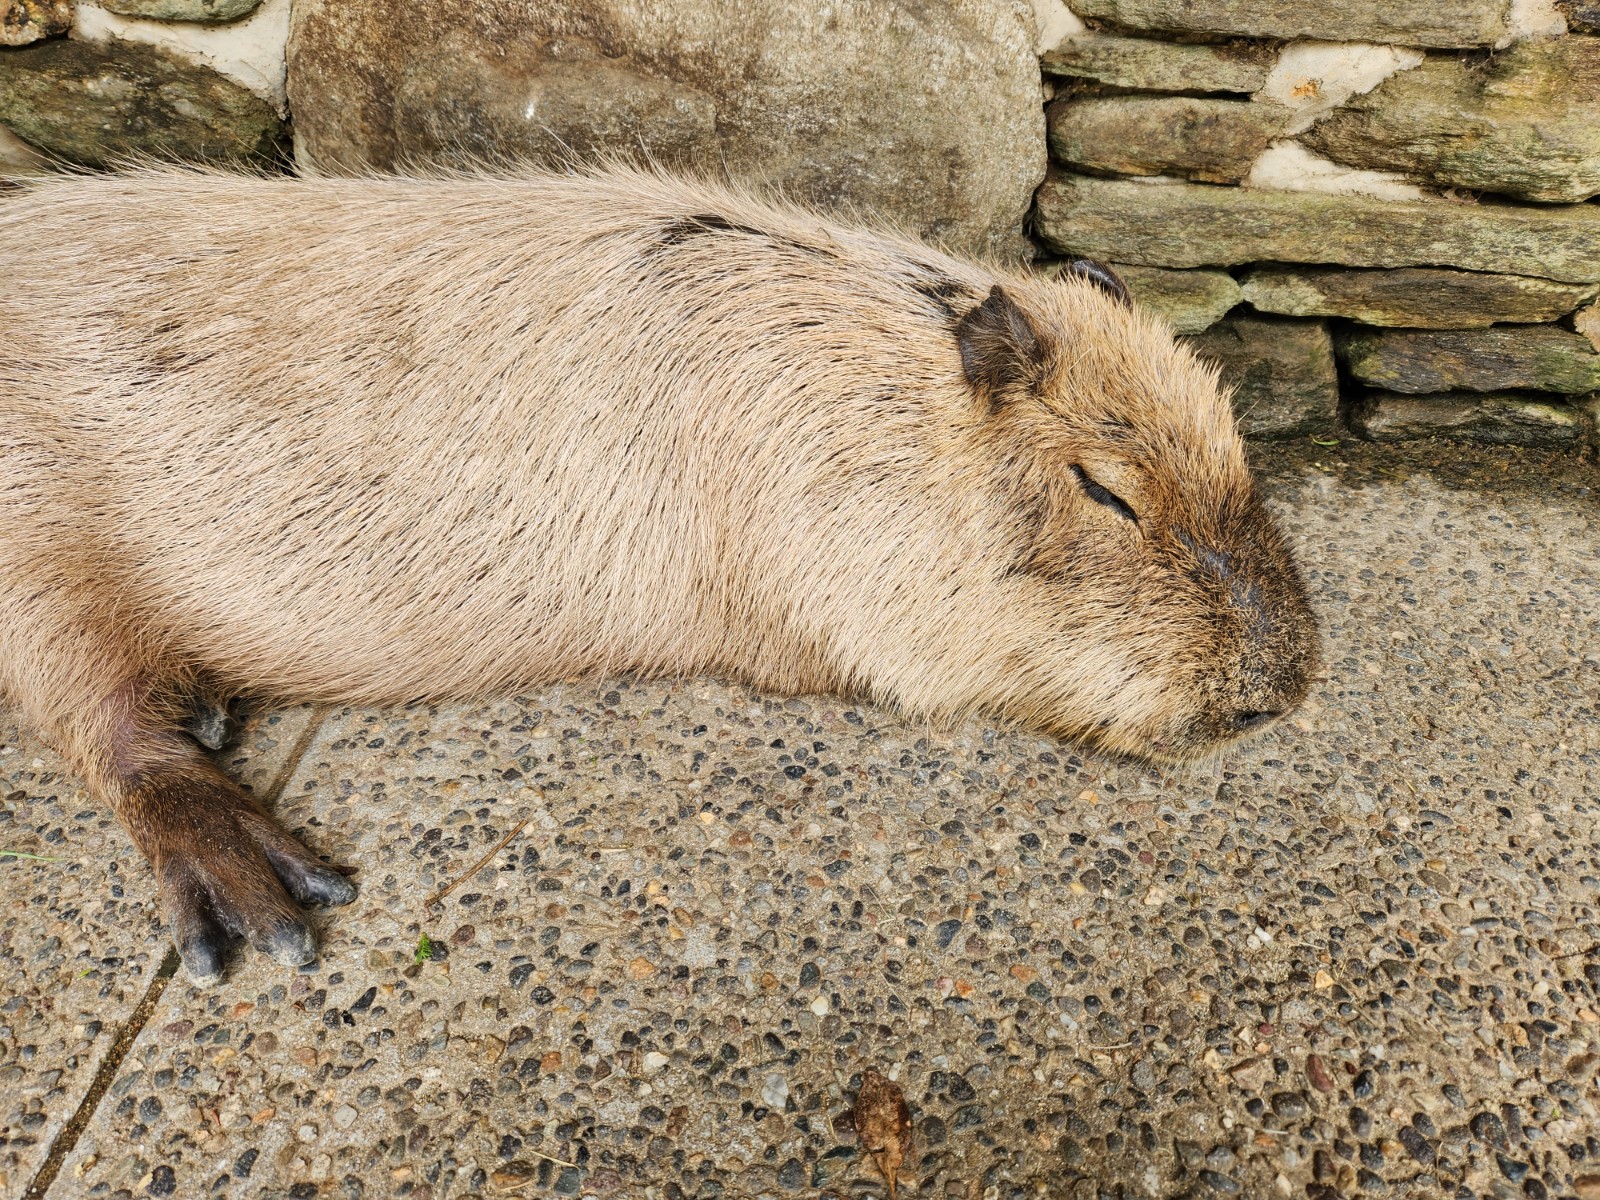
left=1184, top=513, right=1320, bottom=748
left=1117, top=501, right=1319, bottom=762
left=1191, top=560, right=1319, bottom=753
left=1056, top=534, right=1318, bottom=763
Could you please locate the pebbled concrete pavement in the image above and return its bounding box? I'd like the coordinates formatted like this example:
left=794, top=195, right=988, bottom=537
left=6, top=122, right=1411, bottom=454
left=3, top=443, right=1597, bottom=1200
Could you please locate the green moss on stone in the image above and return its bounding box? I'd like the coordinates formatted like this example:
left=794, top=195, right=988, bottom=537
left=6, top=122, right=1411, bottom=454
left=0, top=38, right=285, bottom=168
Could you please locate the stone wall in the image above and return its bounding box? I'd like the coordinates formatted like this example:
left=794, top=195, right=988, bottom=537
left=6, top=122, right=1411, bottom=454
left=1036, top=0, right=1600, bottom=449
left=3, top=0, right=1598, bottom=453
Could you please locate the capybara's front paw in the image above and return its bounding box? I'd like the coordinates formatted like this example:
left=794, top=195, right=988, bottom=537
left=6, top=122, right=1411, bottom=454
left=141, top=780, right=356, bottom=982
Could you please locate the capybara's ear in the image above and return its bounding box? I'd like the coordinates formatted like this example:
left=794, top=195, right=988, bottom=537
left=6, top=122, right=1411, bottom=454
left=1063, top=258, right=1133, bottom=309
left=955, top=285, right=1047, bottom=401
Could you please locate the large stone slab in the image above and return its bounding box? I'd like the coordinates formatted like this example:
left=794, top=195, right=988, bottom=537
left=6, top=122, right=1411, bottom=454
left=1040, top=34, right=1274, bottom=93
left=1181, top=314, right=1339, bottom=437
left=286, top=0, right=1044, bottom=261
left=1096, top=263, right=1242, bottom=333
left=1241, top=266, right=1599, bottom=328
left=0, top=37, right=285, bottom=167
left=42, top=463, right=1600, bottom=1198
left=1047, top=96, right=1290, bottom=184
left=1303, top=38, right=1600, bottom=204
left=0, top=0, right=71, bottom=45
left=1067, top=0, right=1514, bottom=47
left=1352, top=391, right=1585, bottom=446
left=98, top=0, right=262, bottom=20
left=0, top=704, right=315, bottom=1197
left=1341, top=326, right=1600, bottom=394
left=1034, top=173, right=1600, bottom=283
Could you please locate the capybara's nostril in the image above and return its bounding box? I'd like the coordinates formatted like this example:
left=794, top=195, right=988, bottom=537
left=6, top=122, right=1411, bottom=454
left=1232, top=709, right=1280, bottom=732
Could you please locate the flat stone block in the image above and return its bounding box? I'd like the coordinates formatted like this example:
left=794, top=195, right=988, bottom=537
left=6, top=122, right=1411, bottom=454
left=1048, top=96, right=1290, bottom=184
left=99, top=0, right=261, bottom=19
left=1040, top=34, right=1274, bottom=93
left=1304, top=38, right=1600, bottom=204
left=0, top=703, right=313, bottom=1195
left=1042, top=260, right=1242, bottom=332
left=1182, top=314, right=1339, bottom=437
left=1068, top=0, right=1513, bottom=47
left=1034, top=173, right=1600, bottom=284
left=0, top=37, right=285, bottom=167
left=1241, top=266, right=1599, bottom=329
left=1340, top=325, right=1600, bottom=394
left=1106, top=263, right=1242, bottom=333
left=1353, top=391, right=1584, bottom=446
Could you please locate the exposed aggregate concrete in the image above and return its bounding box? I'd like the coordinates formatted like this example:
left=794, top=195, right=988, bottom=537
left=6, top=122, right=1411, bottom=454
left=4, top=444, right=1597, bottom=1199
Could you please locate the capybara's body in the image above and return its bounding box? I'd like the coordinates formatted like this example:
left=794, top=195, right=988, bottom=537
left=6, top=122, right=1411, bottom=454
left=0, top=165, right=1315, bottom=978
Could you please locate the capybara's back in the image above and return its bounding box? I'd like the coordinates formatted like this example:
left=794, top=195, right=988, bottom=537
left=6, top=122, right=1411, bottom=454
left=0, top=164, right=1316, bottom=979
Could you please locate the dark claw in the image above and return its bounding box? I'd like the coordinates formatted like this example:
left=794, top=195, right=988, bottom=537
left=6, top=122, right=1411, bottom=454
left=243, top=811, right=358, bottom=908
left=280, top=861, right=358, bottom=908
left=256, top=917, right=318, bottom=968
left=161, top=864, right=228, bottom=982
left=264, top=851, right=358, bottom=908
left=177, top=921, right=227, bottom=983
left=180, top=697, right=233, bottom=751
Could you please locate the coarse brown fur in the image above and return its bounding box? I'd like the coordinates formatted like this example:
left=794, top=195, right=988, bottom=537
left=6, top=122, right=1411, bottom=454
left=0, top=163, right=1316, bottom=979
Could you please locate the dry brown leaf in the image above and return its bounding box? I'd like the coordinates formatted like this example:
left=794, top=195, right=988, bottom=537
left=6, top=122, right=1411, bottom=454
left=854, top=1068, right=912, bottom=1199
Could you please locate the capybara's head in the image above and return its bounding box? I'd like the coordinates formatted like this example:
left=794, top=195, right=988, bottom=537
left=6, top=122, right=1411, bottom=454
left=957, top=263, right=1317, bottom=761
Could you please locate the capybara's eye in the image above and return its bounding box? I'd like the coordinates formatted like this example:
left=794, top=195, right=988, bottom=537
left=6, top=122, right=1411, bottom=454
left=1070, top=465, right=1138, bottom=524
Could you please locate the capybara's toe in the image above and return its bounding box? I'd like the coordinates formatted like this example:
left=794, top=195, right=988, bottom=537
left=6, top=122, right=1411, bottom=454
left=217, top=859, right=323, bottom=969
left=241, top=809, right=358, bottom=908
left=266, top=845, right=356, bottom=909
left=160, top=862, right=230, bottom=982
left=180, top=696, right=233, bottom=751
left=177, top=923, right=228, bottom=983
left=255, top=916, right=318, bottom=968
left=289, top=864, right=357, bottom=908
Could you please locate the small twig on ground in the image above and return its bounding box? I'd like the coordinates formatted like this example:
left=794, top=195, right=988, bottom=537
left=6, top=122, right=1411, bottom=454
left=422, top=819, right=529, bottom=912
left=1551, top=943, right=1600, bottom=961
left=526, top=1148, right=578, bottom=1170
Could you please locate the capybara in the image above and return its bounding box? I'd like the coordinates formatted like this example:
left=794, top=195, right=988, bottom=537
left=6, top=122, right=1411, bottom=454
left=0, top=165, right=1316, bottom=980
